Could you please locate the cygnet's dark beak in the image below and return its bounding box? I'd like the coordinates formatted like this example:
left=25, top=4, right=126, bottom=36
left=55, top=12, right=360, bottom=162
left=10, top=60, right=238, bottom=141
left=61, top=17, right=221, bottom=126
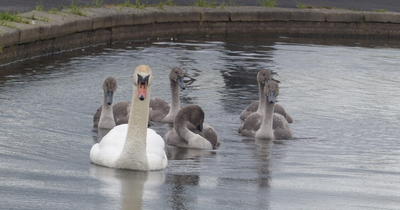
left=196, top=122, right=203, bottom=132
left=177, top=76, right=186, bottom=90
left=268, top=90, right=276, bottom=103
left=106, top=89, right=113, bottom=105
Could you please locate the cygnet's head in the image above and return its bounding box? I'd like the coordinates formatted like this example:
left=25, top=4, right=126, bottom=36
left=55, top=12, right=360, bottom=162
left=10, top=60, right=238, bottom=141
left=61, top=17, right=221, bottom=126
left=169, top=67, right=186, bottom=90
left=257, top=68, right=272, bottom=84
left=134, top=65, right=153, bottom=101
left=103, top=77, right=117, bottom=105
left=176, top=105, right=205, bottom=131
left=264, top=80, right=279, bottom=103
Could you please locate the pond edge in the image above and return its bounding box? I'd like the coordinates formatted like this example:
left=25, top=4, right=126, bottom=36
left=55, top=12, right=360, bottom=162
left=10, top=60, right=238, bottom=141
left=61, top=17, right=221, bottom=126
left=1, top=6, right=400, bottom=64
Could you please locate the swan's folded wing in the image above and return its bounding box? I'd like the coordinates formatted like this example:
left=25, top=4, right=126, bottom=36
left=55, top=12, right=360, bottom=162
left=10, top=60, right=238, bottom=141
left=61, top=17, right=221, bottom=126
left=190, top=123, right=220, bottom=149
left=149, top=97, right=170, bottom=121
left=274, top=103, right=293, bottom=123
left=240, top=100, right=259, bottom=120
left=149, top=97, right=170, bottom=110
left=90, top=124, right=128, bottom=167
left=273, top=114, right=293, bottom=140
left=238, top=112, right=262, bottom=137
left=113, top=101, right=130, bottom=125
left=146, top=129, right=168, bottom=170
left=93, top=106, right=102, bottom=127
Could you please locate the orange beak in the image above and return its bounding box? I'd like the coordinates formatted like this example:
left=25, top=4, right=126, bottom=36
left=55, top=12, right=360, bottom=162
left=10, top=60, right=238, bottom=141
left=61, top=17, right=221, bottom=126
left=138, top=81, right=147, bottom=101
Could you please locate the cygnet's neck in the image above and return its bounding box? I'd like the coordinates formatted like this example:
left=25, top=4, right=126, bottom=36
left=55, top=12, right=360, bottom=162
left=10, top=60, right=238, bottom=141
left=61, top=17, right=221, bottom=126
left=99, top=94, right=116, bottom=129
left=255, top=100, right=275, bottom=140
left=175, top=119, right=197, bottom=143
left=164, top=80, right=181, bottom=121
left=175, top=119, right=212, bottom=149
left=117, top=84, right=150, bottom=171
left=257, top=82, right=266, bottom=114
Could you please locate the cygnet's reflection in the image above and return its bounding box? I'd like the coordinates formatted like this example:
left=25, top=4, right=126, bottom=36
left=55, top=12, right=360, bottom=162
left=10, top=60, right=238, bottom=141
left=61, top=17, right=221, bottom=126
left=92, top=127, right=112, bottom=143
left=166, top=146, right=217, bottom=160
left=241, top=138, right=277, bottom=189
left=90, top=165, right=165, bottom=210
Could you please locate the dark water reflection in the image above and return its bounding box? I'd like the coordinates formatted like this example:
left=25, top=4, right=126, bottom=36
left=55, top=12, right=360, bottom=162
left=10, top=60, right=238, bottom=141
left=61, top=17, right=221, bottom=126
left=1, top=35, right=400, bottom=209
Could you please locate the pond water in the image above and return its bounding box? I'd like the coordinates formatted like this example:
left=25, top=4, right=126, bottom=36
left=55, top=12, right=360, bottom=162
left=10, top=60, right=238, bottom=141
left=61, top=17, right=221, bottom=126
left=1, top=35, right=400, bottom=210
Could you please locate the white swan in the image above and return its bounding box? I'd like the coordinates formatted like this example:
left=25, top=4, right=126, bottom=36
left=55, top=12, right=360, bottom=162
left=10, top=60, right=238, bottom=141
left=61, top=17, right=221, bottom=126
left=93, top=77, right=130, bottom=129
left=239, top=68, right=293, bottom=123
left=90, top=65, right=168, bottom=171
left=238, top=80, right=293, bottom=140
left=165, top=105, right=220, bottom=149
left=149, top=67, right=186, bottom=123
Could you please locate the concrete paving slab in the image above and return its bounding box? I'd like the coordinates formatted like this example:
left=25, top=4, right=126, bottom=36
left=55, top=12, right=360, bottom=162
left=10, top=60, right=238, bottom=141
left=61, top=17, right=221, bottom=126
left=290, top=9, right=326, bottom=21
left=197, top=7, right=230, bottom=22
left=364, top=11, right=400, bottom=23
left=153, top=6, right=200, bottom=23
left=0, top=26, right=20, bottom=47
left=325, top=9, right=364, bottom=22
left=227, top=6, right=291, bottom=22
left=20, top=10, right=92, bottom=40
left=82, top=6, right=123, bottom=29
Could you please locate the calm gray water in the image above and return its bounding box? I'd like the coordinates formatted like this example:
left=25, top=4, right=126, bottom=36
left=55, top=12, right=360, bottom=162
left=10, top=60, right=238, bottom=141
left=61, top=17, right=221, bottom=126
left=1, top=36, right=400, bottom=210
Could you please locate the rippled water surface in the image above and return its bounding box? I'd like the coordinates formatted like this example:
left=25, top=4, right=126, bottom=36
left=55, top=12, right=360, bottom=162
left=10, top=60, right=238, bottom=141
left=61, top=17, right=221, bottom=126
left=1, top=36, right=400, bottom=210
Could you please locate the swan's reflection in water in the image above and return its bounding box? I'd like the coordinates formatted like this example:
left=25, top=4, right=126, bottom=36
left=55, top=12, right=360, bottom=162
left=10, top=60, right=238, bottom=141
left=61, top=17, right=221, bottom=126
left=165, top=173, right=200, bottom=210
left=90, top=165, right=165, bottom=210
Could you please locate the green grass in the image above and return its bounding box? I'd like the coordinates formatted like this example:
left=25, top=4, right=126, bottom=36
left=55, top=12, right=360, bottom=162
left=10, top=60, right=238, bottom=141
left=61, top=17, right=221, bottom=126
left=260, top=0, right=277, bottom=7
left=47, top=7, right=60, bottom=14
left=0, top=11, right=30, bottom=27
left=0, top=45, right=3, bottom=53
left=229, top=0, right=237, bottom=6
left=91, top=0, right=104, bottom=8
left=295, top=0, right=312, bottom=9
left=220, top=1, right=225, bottom=9
left=371, top=9, right=388, bottom=12
left=156, top=0, right=177, bottom=9
left=119, top=0, right=146, bottom=9
left=163, top=0, right=176, bottom=6
left=36, top=2, right=44, bottom=11
left=69, top=2, right=86, bottom=16
left=194, top=0, right=206, bottom=7
left=220, top=0, right=238, bottom=9
left=194, top=0, right=217, bottom=8
left=29, top=13, right=50, bottom=22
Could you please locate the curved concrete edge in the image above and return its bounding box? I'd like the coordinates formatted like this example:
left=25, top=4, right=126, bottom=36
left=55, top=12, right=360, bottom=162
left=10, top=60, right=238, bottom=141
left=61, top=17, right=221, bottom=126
left=0, top=6, right=400, bottom=64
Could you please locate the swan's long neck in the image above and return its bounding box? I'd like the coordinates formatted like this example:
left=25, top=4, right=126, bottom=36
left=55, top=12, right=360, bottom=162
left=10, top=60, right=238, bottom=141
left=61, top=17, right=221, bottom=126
left=257, top=82, right=266, bottom=114
left=168, top=80, right=181, bottom=117
left=255, top=101, right=275, bottom=140
left=117, top=84, right=150, bottom=171
left=99, top=95, right=116, bottom=129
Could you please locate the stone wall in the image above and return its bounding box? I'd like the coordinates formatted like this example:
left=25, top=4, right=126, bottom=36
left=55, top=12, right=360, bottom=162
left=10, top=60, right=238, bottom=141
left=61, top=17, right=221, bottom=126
left=1, top=6, right=399, bottom=64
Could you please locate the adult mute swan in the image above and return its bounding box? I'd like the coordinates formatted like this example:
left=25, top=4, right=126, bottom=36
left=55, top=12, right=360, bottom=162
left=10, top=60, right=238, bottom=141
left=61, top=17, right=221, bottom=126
left=149, top=67, right=186, bottom=123
left=165, top=105, right=220, bottom=149
left=93, top=77, right=130, bottom=129
left=238, top=80, right=293, bottom=140
left=239, top=68, right=293, bottom=123
left=90, top=65, right=168, bottom=171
